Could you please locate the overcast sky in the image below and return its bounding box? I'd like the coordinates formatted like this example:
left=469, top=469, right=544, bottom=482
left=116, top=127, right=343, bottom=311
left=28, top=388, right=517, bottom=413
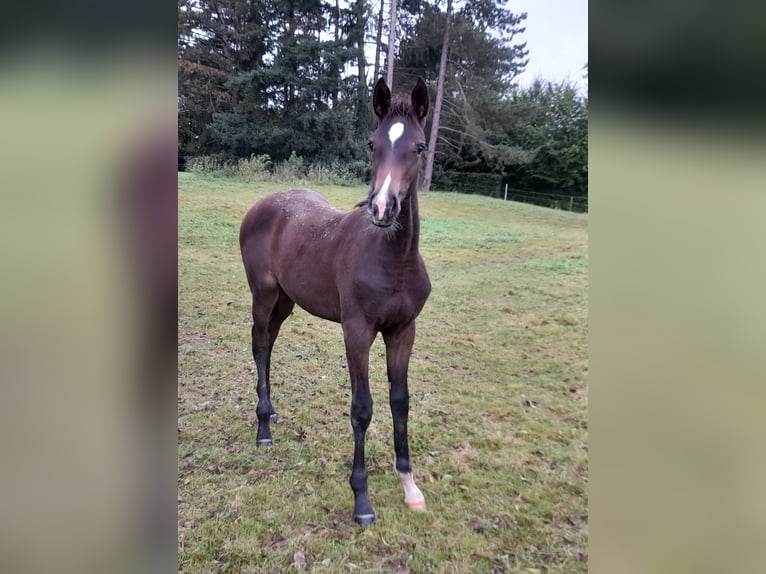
left=510, top=0, right=588, bottom=94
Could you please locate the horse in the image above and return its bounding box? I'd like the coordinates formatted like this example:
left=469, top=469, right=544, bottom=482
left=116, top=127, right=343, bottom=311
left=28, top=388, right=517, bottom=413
left=239, top=78, right=431, bottom=526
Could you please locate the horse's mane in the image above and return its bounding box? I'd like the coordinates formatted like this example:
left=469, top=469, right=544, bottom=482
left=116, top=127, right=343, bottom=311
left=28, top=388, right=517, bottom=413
left=355, top=183, right=373, bottom=208
left=387, top=97, right=416, bottom=121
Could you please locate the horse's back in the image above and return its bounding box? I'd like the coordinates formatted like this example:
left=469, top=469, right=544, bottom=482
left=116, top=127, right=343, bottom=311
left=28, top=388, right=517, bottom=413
left=242, top=188, right=335, bottom=235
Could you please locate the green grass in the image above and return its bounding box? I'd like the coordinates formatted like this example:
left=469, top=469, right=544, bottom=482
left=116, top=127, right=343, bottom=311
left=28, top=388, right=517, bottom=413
left=178, top=172, right=588, bottom=573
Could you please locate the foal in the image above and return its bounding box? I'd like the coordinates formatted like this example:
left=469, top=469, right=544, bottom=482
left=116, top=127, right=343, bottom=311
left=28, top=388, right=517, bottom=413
left=240, top=78, right=431, bottom=525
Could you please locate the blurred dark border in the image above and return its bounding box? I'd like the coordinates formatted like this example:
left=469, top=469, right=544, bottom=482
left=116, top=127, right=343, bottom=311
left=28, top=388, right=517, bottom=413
left=0, top=2, right=178, bottom=573
left=0, top=2, right=172, bottom=59
left=590, top=2, right=766, bottom=573
left=591, top=0, right=766, bottom=127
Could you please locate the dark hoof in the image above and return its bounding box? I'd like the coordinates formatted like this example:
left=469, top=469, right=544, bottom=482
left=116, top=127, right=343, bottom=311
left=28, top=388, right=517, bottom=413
left=256, top=438, right=273, bottom=447
left=353, top=513, right=376, bottom=527
left=269, top=413, right=279, bottom=423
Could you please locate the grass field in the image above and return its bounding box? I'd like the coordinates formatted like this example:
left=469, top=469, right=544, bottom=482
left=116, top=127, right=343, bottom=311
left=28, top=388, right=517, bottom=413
left=178, top=172, right=588, bottom=573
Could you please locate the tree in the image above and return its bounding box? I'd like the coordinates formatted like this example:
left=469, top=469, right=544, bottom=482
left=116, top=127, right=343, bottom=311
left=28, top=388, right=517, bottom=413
left=178, top=0, right=274, bottom=157
left=396, top=0, right=529, bottom=182
left=179, top=0, right=371, bottom=163
left=505, top=79, right=588, bottom=199
left=422, top=0, right=451, bottom=191
left=373, top=0, right=386, bottom=79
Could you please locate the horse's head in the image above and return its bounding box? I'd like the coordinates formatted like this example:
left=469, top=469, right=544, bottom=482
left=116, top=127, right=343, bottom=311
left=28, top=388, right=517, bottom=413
left=366, top=77, right=429, bottom=228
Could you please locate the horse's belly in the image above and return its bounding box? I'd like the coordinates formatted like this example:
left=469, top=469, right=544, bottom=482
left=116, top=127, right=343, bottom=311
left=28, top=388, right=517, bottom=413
left=289, top=286, right=342, bottom=323
left=274, top=248, right=342, bottom=323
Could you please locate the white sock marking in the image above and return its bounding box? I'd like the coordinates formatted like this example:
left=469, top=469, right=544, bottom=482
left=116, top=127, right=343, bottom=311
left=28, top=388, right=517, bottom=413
left=388, top=122, right=404, bottom=147
left=396, top=469, right=425, bottom=508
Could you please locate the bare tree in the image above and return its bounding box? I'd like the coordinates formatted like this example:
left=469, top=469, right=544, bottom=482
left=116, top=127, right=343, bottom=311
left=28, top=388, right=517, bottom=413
left=355, top=0, right=367, bottom=90
left=423, top=0, right=452, bottom=191
left=386, top=0, right=397, bottom=88
left=332, top=0, right=341, bottom=108
left=374, top=0, right=385, bottom=79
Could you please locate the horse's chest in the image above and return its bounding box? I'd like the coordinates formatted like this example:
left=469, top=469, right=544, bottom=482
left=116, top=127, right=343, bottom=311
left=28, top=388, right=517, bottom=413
left=352, top=259, right=430, bottom=326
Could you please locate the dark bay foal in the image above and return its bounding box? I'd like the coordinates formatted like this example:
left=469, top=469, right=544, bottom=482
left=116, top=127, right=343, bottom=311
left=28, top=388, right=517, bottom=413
left=240, top=78, right=431, bottom=526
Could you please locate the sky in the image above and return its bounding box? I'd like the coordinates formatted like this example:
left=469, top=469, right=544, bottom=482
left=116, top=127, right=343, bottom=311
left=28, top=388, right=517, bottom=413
left=510, top=0, right=588, bottom=94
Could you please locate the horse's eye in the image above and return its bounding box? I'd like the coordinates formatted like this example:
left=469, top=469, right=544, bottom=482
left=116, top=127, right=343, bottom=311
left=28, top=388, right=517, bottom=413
left=416, top=143, right=427, bottom=154
left=367, top=141, right=374, bottom=151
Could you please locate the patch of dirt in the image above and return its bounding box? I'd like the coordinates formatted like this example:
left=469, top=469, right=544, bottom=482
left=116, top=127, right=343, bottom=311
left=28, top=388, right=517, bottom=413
left=179, top=331, right=210, bottom=346
left=454, top=442, right=479, bottom=462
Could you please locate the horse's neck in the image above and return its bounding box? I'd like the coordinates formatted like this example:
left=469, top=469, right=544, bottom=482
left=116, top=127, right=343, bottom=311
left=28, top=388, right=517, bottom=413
left=393, top=187, right=420, bottom=257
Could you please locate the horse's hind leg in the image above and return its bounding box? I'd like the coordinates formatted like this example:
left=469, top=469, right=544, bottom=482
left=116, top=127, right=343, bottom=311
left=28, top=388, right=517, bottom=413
left=264, top=288, right=295, bottom=424
left=249, top=277, right=288, bottom=446
left=383, top=321, right=425, bottom=511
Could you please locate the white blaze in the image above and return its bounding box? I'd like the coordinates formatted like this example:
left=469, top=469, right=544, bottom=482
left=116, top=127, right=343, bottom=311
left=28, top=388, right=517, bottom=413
left=388, top=122, right=404, bottom=147
left=375, top=173, right=392, bottom=218
left=380, top=172, right=392, bottom=195
left=374, top=122, right=403, bottom=220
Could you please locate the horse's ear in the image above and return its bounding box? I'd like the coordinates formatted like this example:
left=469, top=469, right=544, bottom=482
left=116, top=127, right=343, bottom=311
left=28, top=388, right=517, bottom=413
left=411, top=77, right=429, bottom=123
left=373, top=78, right=391, bottom=120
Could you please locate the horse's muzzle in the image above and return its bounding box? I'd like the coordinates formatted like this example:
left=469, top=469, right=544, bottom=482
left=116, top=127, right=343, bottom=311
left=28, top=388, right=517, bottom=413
left=369, top=193, right=400, bottom=227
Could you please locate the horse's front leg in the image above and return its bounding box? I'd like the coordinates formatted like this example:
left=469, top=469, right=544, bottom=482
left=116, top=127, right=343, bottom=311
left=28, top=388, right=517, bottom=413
left=342, top=317, right=377, bottom=526
left=383, top=322, right=425, bottom=511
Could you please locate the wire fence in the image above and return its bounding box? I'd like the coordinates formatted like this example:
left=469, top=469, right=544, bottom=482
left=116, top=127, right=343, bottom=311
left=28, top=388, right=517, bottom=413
left=501, top=185, right=588, bottom=213
left=430, top=169, right=588, bottom=213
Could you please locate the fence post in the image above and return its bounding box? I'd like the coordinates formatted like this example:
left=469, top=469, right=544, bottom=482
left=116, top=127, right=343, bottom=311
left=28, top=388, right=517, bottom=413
left=569, top=196, right=574, bottom=211
left=504, top=184, right=508, bottom=201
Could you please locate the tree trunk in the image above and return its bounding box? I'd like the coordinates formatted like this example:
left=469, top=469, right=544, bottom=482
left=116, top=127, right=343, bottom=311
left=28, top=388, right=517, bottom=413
left=374, top=0, right=385, bottom=79
left=386, top=0, right=397, bottom=89
left=355, top=0, right=369, bottom=135
left=332, top=0, right=340, bottom=108
left=423, top=0, right=452, bottom=191
left=356, top=0, right=366, bottom=86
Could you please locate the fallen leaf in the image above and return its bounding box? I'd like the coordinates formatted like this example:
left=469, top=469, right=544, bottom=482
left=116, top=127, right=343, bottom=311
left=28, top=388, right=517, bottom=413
left=269, top=537, right=287, bottom=549
left=293, top=551, right=307, bottom=569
